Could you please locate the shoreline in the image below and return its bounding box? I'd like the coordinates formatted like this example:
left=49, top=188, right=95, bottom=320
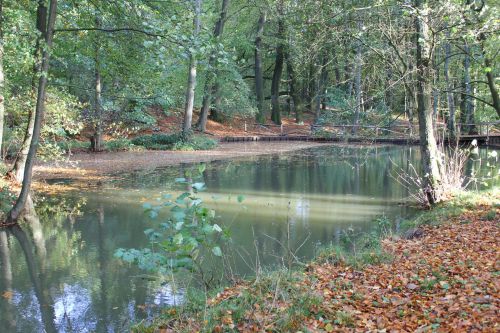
left=139, top=189, right=499, bottom=332
left=34, top=142, right=332, bottom=180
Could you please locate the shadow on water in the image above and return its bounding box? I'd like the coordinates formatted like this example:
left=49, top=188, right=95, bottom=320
left=0, top=145, right=497, bottom=332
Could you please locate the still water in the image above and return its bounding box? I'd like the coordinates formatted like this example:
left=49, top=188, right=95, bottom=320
left=0, top=144, right=495, bottom=332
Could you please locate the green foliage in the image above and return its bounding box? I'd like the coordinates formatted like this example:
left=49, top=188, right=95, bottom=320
left=0, top=186, right=16, bottom=216
left=172, top=135, right=218, bottom=151
left=104, top=138, right=135, bottom=152
left=130, top=133, right=217, bottom=151
left=131, top=133, right=183, bottom=150
left=115, top=165, right=230, bottom=278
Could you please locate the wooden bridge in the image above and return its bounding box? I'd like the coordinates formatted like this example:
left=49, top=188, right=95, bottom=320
left=220, top=121, right=500, bottom=147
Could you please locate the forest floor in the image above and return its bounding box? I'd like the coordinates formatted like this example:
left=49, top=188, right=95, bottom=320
left=32, top=141, right=331, bottom=185
left=146, top=190, right=500, bottom=333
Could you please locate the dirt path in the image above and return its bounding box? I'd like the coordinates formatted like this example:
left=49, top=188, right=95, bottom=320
left=34, top=141, right=331, bottom=182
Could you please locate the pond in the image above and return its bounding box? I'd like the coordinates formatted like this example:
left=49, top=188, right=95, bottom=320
left=0, top=144, right=496, bottom=332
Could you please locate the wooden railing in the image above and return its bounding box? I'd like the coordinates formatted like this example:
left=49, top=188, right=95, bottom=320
left=241, top=121, right=500, bottom=140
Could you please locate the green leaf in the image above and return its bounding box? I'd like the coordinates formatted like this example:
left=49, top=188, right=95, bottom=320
left=173, top=233, right=184, bottom=245
left=212, top=246, right=222, bottom=257
left=237, top=195, right=245, bottom=203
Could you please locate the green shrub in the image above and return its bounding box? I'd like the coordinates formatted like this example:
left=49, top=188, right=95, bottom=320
left=131, top=133, right=217, bottom=151
left=131, top=133, right=182, bottom=149
left=104, top=138, right=134, bottom=151
left=172, top=135, right=218, bottom=151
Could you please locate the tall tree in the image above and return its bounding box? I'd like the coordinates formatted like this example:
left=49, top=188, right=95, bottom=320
left=196, top=0, right=230, bottom=132
left=182, top=0, right=202, bottom=135
left=444, top=27, right=456, bottom=136
left=254, top=11, right=266, bottom=124
left=9, top=0, right=47, bottom=181
left=414, top=0, right=443, bottom=205
left=0, top=0, right=4, bottom=160
left=270, top=0, right=284, bottom=125
left=91, top=15, right=103, bottom=152
left=461, top=42, right=476, bottom=133
left=5, top=0, right=58, bottom=223
left=352, top=20, right=363, bottom=135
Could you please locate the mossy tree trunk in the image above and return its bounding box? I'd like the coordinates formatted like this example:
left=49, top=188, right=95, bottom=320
left=415, top=0, right=443, bottom=205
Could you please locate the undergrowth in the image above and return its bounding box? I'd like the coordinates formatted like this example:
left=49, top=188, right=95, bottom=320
left=132, top=188, right=499, bottom=332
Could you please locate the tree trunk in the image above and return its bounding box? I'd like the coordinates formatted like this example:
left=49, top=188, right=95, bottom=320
left=0, top=0, right=4, bottom=160
left=270, top=2, right=284, bottom=125
left=444, top=28, right=456, bottom=136
left=182, top=0, right=202, bottom=136
left=9, top=0, right=47, bottom=180
left=5, top=0, right=57, bottom=223
left=314, top=54, right=328, bottom=123
left=415, top=0, right=442, bottom=205
left=255, top=11, right=266, bottom=124
left=352, top=23, right=362, bottom=135
left=286, top=54, right=303, bottom=124
left=91, top=16, right=103, bottom=152
left=461, top=42, right=476, bottom=134
left=196, top=0, right=230, bottom=131
left=483, top=52, right=500, bottom=118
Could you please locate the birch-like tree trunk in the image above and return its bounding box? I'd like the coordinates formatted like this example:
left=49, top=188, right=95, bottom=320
left=352, top=21, right=362, bottom=135
left=5, top=0, right=58, bottom=223
left=462, top=42, right=476, bottom=133
left=415, top=0, right=443, bottom=205
left=182, top=0, right=202, bottom=136
left=254, top=11, right=266, bottom=124
left=270, top=3, right=284, bottom=125
left=444, top=28, right=456, bottom=136
left=91, top=16, right=103, bottom=151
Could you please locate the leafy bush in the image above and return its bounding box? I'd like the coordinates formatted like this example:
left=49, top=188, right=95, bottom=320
left=131, top=133, right=182, bottom=149
left=131, top=133, right=217, bottom=151
left=115, top=164, right=231, bottom=282
left=104, top=138, right=135, bottom=151
left=172, top=135, right=218, bottom=151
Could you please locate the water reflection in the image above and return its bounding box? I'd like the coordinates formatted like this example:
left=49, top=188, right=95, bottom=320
left=0, top=145, right=496, bottom=332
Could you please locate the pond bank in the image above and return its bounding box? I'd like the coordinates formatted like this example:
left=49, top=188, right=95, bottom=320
left=32, top=141, right=332, bottom=185
left=141, top=190, right=499, bottom=332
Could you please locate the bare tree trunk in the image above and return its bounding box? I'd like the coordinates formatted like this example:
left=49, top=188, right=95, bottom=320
left=5, top=0, right=57, bottom=223
left=444, top=28, right=456, bottom=136
left=415, top=0, right=442, bottom=205
left=352, top=22, right=362, bottom=135
left=482, top=50, right=500, bottom=118
left=270, top=19, right=284, bottom=124
left=9, top=0, right=47, bottom=180
left=196, top=0, right=230, bottom=131
left=461, top=42, right=476, bottom=134
left=91, top=16, right=103, bottom=151
left=255, top=11, right=266, bottom=124
left=271, top=1, right=284, bottom=125
left=286, top=54, right=303, bottom=124
left=182, top=0, right=202, bottom=136
left=314, top=54, right=328, bottom=123
left=0, top=0, right=4, bottom=160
